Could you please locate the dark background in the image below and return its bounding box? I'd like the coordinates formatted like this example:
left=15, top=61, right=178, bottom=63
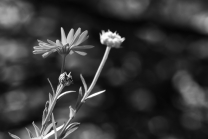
left=1, top=0, right=208, bottom=139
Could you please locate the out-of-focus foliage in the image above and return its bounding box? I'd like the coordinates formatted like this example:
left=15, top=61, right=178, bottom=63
left=1, top=0, right=208, bottom=139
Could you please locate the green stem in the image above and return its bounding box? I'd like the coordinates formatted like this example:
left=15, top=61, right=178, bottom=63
left=82, top=46, right=111, bottom=101
left=61, top=55, right=67, bottom=74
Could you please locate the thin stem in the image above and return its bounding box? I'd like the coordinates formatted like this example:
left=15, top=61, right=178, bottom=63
left=41, top=84, right=64, bottom=133
left=61, top=55, right=67, bottom=74
left=82, top=46, right=111, bottom=101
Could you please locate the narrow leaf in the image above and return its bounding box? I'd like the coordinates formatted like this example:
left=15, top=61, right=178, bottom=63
left=51, top=114, right=57, bottom=139
left=45, top=101, right=49, bottom=112
left=8, top=133, right=20, bottom=139
left=74, top=51, right=87, bottom=56
left=62, top=127, right=78, bottom=139
left=47, top=78, right=55, bottom=96
left=57, top=91, right=76, bottom=100
left=75, top=87, right=82, bottom=110
left=25, top=128, right=34, bottom=139
left=43, top=123, right=53, bottom=136
left=86, top=90, right=106, bottom=99
left=42, top=106, right=48, bottom=126
left=43, top=124, right=64, bottom=139
left=80, top=74, right=87, bottom=92
left=49, top=93, right=53, bottom=107
left=69, top=106, right=75, bottom=119
left=32, top=122, right=41, bottom=137
left=66, top=122, right=80, bottom=130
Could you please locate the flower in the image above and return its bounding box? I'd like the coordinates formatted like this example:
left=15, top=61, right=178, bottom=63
left=33, top=27, right=94, bottom=58
left=100, top=30, right=125, bottom=48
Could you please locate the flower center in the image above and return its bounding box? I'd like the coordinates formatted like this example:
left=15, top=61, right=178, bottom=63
left=108, top=34, right=117, bottom=39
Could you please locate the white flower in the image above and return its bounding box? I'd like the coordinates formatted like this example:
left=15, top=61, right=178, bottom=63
left=100, top=30, right=125, bottom=48
left=33, top=27, right=94, bottom=58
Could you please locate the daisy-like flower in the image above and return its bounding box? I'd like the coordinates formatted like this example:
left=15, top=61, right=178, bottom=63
left=33, top=27, right=94, bottom=58
left=100, top=30, right=125, bottom=48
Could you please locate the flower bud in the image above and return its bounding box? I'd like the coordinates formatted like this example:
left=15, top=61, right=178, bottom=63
left=100, top=30, right=125, bottom=48
left=59, top=72, right=73, bottom=86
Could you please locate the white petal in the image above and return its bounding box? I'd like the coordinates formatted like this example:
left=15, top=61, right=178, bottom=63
left=67, top=28, right=74, bottom=45
left=61, top=27, right=67, bottom=45
left=73, top=30, right=88, bottom=46
left=74, top=51, right=87, bottom=56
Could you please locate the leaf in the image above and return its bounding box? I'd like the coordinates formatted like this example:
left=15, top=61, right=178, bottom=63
left=47, top=78, right=55, bottom=96
left=43, top=123, right=53, bottom=136
left=44, top=101, right=50, bottom=114
left=69, top=106, right=75, bottom=119
left=66, top=122, right=80, bottom=130
left=57, top=91, right=76, bottom=100
left=49, top=93, right=53, bottom=107
left=25, top=128, right=34, bottom=139
left=75, top=87, right=82, bottom=110
left=86, top=90, right=106, bottom=99
left=80, top=74, right=87, bottom=92
left=74, top=51, right=87, bottom=56
left=32, top=122, right=41, bottom=137
left=43, top=124, right=64, bottom=139
left=8, top=133, right=20, bottom=139
left=62, top=127, right=78, bottom=139
left=51, top=114, right=57, bottom=139
left=42, top=107, right=48, bottom=126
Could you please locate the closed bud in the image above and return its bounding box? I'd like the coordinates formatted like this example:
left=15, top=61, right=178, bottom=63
left=59, top=72, right=73, bottom=86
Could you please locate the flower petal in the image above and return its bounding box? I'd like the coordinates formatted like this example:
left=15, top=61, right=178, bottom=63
left=67, top=28, right=74, bottom=45
left=61, top=27, right=67, bottom=45
left=47, top=39, right=57, bottom=46
left=69, top=50, right=74, bottom=55
left=39, top=43, right=56, bottom=48
left=42, top=51, right=54, bottom=58
left=74, top=51, right=87, bottom=56
left=56, top=40, right=63, bottom=47
left=33, top=50, right=48, bottom=54
left=33, top=46, right=52, bottom=50
left=37, top=40, right=47, bottom=44
left=71, top=28, right=81, bottom=45
left=72, top=45, right=94, bottom=49
left=73, top=30, right=88, bottom=46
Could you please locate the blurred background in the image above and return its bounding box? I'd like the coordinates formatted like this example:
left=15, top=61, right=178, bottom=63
left=1, top=0, right=208, bottom=139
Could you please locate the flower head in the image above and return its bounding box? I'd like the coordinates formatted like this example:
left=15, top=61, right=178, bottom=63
left=33, top=27, right=94, bottom=58
left=100, top=30, right=125, bottom=48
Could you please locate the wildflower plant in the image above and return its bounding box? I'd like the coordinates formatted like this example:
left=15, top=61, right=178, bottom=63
left=9, top=29, right=125, bottom=139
